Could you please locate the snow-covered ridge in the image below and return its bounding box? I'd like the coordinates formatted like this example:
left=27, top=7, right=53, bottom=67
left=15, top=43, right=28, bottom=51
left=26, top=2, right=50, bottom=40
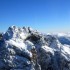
left=0, top=26, right=70, bottom=70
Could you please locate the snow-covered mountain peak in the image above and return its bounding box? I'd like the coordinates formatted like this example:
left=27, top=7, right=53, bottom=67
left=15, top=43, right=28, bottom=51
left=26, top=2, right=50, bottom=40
left=0, top=26, right=70, bottom=70
left=3, top=26, right=30, bottom=40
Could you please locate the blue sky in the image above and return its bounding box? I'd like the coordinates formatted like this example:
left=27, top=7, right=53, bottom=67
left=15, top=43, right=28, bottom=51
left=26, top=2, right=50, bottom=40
left=0, top=0, right=70, bottom=33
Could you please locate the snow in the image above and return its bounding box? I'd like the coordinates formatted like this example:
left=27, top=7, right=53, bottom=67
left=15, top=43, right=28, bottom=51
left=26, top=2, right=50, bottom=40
left=42, top=45, right=54, bottom=55
left=6, top=40, right=26, bottom=50
left=62, top=45, right=70, bottom=55
left=25, top=40, right=35, bottom=51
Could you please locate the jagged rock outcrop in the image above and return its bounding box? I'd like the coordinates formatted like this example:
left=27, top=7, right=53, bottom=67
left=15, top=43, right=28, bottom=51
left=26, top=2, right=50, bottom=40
left=0, top=26, right=70, bottom=70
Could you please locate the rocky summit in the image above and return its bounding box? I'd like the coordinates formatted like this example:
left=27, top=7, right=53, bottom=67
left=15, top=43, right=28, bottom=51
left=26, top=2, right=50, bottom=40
left=0, top=26, right=70, bottom=70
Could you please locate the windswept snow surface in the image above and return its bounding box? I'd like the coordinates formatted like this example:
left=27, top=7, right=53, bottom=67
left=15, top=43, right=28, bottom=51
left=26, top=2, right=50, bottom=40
left=0, top=26, right=70, bottom=70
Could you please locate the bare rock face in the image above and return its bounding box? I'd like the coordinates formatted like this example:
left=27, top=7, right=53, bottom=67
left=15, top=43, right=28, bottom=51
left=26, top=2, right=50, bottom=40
left=0, top=33, right=3, bottom=40
left=0, top=26, right=70, bottom=70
